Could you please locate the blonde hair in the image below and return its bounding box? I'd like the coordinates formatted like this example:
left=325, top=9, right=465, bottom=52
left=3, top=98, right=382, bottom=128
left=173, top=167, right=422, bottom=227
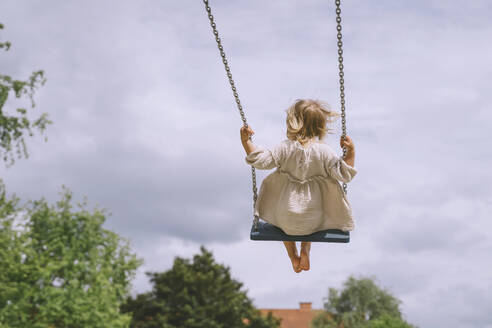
left=286, top=99, right=339, bottom=144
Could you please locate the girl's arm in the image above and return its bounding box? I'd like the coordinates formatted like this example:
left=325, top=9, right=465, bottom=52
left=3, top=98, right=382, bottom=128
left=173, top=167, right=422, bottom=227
left=325, top=136, right=357, bottom=183
left=240, top=126, right=256, bottom=155
left=242, top=126, right=283, bottom=170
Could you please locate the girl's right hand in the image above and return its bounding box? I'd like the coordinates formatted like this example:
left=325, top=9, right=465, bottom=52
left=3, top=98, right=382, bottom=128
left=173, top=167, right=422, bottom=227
left=240, top=126, right=254, bottom=143
left=340, top=135, right=355, bottom=154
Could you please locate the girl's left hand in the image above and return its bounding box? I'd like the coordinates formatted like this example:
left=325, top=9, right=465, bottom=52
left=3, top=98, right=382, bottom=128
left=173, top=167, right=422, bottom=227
left=340, top=135, right=355, bottom=154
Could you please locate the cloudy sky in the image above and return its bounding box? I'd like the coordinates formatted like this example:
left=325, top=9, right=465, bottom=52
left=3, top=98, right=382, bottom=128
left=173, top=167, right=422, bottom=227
left=1, top=0, right=491, bottom=327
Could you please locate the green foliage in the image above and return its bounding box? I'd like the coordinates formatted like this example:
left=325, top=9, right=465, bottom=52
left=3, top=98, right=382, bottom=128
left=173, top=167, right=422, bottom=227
left=0, top=23, right=51, bottom=166
left=0, top=24, right=11, bottom=51
left=0, top=181, right=143, bottom=328
left=310, top=312, right=337, bottom=328
left=326, top=276, right=402, bottom=325
left=121, top=247, right=280, bottom=328
left=311, top=276, right=417, bottom=328
left=365, top=314, right=416, bottom=328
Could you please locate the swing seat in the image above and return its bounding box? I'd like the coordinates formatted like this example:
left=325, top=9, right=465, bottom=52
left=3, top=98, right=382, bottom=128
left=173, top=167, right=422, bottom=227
left=250, top=221, right=350, bottom=243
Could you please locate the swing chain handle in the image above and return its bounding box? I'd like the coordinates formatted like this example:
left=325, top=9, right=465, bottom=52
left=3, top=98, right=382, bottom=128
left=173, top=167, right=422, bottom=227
left=202, top=0, right=260, bottom=230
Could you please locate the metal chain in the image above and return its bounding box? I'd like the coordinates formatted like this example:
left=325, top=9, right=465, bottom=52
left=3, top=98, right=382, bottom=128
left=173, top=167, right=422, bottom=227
left=202, top=0, right=260, bottom=231
left=335, top=0, right=348, bottom=195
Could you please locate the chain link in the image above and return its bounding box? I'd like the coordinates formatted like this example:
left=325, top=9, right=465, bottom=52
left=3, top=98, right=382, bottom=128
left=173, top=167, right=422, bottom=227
left=335, top=0, right=348, bottom=195
left=202, top=0, right=260, bottom=231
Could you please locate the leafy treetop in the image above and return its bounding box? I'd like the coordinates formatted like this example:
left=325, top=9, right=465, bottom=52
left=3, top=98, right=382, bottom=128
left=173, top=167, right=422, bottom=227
left=0, top=182, right=143, bottom=327
left=311, top=276, right=417, bottom=328
left=121, top=247, right=280, bottom=328
left=0, top=23, right=51, bottom=166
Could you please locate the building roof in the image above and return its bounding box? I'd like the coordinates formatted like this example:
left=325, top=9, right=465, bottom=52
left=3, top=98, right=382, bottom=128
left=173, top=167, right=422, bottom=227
left=259, top=302, right=328, bottom=328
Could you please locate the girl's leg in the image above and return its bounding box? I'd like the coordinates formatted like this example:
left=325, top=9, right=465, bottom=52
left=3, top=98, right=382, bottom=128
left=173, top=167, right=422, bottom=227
left=300, top=241, right=311, bottom=271
left=283, top=241, right=301, bottom=273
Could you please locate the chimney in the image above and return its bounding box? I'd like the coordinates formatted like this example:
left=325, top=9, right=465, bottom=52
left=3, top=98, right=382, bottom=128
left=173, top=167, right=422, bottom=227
left=299, top=302, right=312, bottom=312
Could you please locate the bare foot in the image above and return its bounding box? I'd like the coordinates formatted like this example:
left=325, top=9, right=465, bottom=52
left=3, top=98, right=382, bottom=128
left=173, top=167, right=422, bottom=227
left=289, top=255, right=302, bottom=273
left=299, top=250, right=310, bottom=271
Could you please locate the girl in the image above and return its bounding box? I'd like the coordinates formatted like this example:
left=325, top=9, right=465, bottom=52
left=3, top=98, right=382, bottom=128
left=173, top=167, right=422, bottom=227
left=240, top=99, right=356, bottom=273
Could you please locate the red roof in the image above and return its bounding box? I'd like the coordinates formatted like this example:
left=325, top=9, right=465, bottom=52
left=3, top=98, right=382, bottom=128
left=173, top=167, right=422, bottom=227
left=259, top=302, right=328, bottom=328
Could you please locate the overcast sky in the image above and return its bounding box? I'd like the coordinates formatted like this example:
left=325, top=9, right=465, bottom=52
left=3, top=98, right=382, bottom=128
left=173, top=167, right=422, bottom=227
left=1, top=1, right=491, bottom=327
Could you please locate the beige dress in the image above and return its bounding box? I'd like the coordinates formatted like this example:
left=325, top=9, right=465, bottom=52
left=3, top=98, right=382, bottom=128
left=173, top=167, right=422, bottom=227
left=245, top=139, right=357, bottom=235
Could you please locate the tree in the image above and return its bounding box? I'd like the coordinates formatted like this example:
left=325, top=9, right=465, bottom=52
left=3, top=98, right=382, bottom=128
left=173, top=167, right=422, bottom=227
left=311, top=276, right=416, bottom=328
left=0, top=182, right=143, bottom=327
left=121, top=247, right=280, bottom=328
left=0, top=23, right=51, bottom=166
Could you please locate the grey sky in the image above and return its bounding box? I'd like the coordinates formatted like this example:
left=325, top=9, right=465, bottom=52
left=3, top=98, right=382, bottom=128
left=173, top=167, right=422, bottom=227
left=1, top=1, right=491, bottom=327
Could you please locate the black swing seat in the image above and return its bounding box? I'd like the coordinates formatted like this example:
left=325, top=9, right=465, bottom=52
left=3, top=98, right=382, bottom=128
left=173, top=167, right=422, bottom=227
left=250, top=221, right=350, bottom=243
